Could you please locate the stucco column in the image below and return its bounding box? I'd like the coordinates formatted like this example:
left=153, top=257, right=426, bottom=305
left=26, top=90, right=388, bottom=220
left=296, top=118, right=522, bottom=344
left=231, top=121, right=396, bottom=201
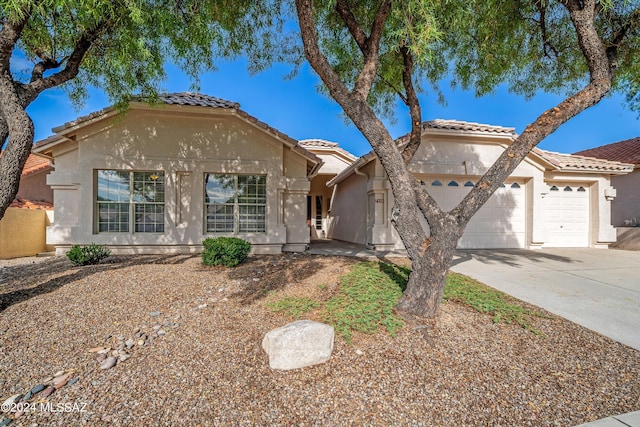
left=529, top=176, right=547, bottom=248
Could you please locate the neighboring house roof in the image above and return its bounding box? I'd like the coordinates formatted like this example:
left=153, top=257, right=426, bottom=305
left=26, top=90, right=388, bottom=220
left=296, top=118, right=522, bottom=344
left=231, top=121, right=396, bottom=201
left=34, top=92, right=322, bottom=175
left=9, top=196, right=53, bottom=210
left=573, top=137, right=640, bottom=166
left=21, top=153, right=53, bottom=176
left=329, top=119, right=634, bottom=186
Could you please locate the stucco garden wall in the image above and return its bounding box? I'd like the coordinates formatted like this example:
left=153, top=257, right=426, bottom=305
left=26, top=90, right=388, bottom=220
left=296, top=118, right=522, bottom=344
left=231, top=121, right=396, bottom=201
left=611, top=169, right=640, bottom=227
left=0, top=208, right=52, bottom=258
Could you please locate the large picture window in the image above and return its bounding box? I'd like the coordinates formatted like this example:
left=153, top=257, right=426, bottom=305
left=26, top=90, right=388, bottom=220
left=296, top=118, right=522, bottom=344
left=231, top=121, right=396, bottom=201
left=96, top=170, right=165, bottom=233
left=204, top=174, right=266, bottom=233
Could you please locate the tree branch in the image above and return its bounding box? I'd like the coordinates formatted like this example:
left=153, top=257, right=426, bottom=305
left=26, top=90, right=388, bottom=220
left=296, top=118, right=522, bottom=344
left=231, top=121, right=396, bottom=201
left=334, top=0, right=367, bottom=51
left=25, top=20, right=109, bottom=96
left=0, top=7, right=34, bottom=75
left=399, top=45, right=422, bottom=164
left=455, top=0, right=615, bottom=225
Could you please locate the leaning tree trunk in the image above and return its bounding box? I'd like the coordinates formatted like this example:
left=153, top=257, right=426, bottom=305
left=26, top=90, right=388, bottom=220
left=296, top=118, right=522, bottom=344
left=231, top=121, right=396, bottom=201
left=0, top=77, right=35, bottom=220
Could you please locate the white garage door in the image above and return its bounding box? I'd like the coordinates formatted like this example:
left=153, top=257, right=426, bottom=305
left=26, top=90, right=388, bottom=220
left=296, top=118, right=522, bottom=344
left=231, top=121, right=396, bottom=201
left=543, top=183, right=590, bottom=247
left=420, top=177, right=527, bottom=249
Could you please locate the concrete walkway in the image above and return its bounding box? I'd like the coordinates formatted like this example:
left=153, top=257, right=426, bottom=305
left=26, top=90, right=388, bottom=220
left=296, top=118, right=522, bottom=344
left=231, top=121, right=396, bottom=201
left=450, top=248, right=640, bottom=351
left=573, top=410, right=640, bottom=427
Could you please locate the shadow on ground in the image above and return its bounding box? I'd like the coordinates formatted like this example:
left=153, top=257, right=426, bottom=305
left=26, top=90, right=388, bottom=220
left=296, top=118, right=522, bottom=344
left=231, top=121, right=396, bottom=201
left=451, top=249, right=577, bottom=268
left=229, top=254, right=330, bottom=304
left=0, top=254, right=198, bottom=313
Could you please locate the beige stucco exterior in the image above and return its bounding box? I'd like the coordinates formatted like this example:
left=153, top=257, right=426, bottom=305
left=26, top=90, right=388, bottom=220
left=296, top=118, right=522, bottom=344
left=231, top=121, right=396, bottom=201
left=0, top=208, right=53, bottom=258
left=327, top=125, right=623, bottom=250
left=611, top=168, right=640, bottom=226
left=37, top=103, right=320, bottom=255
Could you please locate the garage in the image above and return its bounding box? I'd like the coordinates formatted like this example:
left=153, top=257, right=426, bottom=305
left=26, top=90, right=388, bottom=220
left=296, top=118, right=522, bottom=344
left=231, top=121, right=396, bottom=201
left=543, top=183, right=590, bottom=247
left=421, top=177, right=527, bottom=249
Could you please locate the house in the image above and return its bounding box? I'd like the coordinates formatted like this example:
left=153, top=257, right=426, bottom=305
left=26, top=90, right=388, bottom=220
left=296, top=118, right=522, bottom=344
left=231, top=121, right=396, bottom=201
left=574, top=137, right=640, bottom=227
left=326, top=120, right=634, bottom=250
left=33, top=93, right=322, bottom=255
left=0, top=153, right=54, bottom=258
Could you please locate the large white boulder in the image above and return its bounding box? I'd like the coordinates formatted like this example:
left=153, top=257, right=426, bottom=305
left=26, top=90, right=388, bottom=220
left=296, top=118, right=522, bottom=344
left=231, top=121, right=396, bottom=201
left=262, top=320, right=334, bottom=370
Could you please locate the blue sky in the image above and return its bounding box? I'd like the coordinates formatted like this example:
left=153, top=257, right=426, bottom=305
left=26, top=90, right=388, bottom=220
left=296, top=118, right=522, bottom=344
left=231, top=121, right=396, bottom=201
left=27, top=59, right=639, bottom=158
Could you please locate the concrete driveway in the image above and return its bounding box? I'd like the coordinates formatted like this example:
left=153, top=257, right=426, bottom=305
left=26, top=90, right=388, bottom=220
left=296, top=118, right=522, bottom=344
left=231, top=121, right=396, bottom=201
left=450, top=248, right=640, bottom=351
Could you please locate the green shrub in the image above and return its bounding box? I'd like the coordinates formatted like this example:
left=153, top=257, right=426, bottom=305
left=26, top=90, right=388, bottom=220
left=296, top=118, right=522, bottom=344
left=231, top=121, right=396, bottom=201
left=202, top=237, right=251, bottom=267
left=66, top=244, right=111, bottom=266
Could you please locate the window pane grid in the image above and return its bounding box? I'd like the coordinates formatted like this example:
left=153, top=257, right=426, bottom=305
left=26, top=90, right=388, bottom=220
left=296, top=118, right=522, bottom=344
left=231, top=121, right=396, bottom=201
left=205, top=174, right=266, bottom=234
left=96, top=170, right=164, bottom=234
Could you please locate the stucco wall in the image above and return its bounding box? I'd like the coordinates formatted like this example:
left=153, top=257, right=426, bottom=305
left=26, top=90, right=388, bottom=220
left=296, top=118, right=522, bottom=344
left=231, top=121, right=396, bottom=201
left=45, top=108, right=312, bottom=254
left=18, top=169, right=53, bottom=202
left=611, top=169, right=640, bottom=226
left=327, top=172, right=367, bottom=245
left=0, top=208, right=49, bottom=258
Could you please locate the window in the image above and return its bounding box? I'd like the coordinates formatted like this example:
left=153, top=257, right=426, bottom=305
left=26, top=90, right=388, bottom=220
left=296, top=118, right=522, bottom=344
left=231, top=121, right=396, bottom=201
left=204, top=174, right=266, bottom=233
left=431, top=180, right=442, bottom=186
left=564, top=186, right=573, bottom=192
left=448, top=180, right=459, bottom=187
left=550, top=185, right=559, bottom=191
left=577, top=186, right=586, bottom=192
left=96, top=170, right=165, bottom=233
left=464, top=181, right=474, bottom=187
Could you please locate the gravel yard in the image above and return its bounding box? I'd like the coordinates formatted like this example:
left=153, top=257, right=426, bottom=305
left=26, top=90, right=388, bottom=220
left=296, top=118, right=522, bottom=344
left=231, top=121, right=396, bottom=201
left=0, top=253, right=638, bottom=426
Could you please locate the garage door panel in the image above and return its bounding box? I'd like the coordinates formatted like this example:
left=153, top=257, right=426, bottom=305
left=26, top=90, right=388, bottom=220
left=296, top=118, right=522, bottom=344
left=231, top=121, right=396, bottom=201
left=421, top=177, right=526, bottom=249
left=543, top=183, right=589, bottom=247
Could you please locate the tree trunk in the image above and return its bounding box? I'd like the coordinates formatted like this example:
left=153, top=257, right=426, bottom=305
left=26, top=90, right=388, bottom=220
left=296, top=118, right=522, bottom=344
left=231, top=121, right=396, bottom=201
left=396, top=215, right=462, bottom=317
left=0, top=77, right=35, bottom=220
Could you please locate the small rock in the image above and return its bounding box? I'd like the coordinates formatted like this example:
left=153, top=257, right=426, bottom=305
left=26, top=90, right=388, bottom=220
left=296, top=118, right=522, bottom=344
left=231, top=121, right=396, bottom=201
left=222, top=297, right=229, bottom=302
left=88, top=346, right=109, bottom=353
left=67, top=378, right=79, bottom=386
left=117, top=336, right=125, bottom=341
left=137, top=339, right=145, bottom=346
left=198, top=303, right=207, bottom=309
left=53, top=370, right=65, bottom=378
left=252, top=278, right=260, bottom=282
left=111, top=350, right=119, bottom=356
left=150, top=311, right=160, bottom=317
left=100, top=357, right=117, bottom=370
left=355, top=349, right=364, bottom=355
left=97, top=348, right=111, bottom=355
left=41, top=386, right=55, bottom=398
left=125, top=339, right=134, bottom=348
left=152, top=325, right=161, bottom=330
left=22, top=391, right=32, bottom=401
left=30, top=384, right=45, bottom=395
left=96, top=354, right=107, bottom=363
left=53, top=373, right=71, bottom=389
left=218, top=288, right=224, bottom=292
left=0, top=417, right=12, bottom=426
left=1, top=394, right=21, bottom=410
left=14, top=409, right=24, bottom=418
left=133, top=327, right=140, bottom=334
left=42, top=376, right=53, bottom=383
left=118, top=354, right=130, bottom=362
left=135, top=331, right=143, bottom=338
left=157, top=329, right=166, bottom=336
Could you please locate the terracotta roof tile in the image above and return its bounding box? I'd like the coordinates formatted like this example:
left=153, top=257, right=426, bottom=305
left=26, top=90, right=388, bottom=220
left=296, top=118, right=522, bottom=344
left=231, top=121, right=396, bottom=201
left=573, top=137, right=640, bottom=165
left=0, top=152, right=52, bottom=176
left=534, top=149, right=635, bottom=172
left=10, top=197, right=53, bottom=210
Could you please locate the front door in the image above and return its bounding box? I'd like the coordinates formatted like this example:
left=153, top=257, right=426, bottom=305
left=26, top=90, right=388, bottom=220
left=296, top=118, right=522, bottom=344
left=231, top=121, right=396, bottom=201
left=307, top=194, right=326, bottom=239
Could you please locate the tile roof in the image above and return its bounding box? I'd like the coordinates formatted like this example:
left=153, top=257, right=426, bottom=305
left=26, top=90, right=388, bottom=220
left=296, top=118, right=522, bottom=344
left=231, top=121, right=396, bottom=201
left=573, top=137, right=640, bottom=165
left=298, top=139, right=358, bottom=161
left=10, top=196, right=53, bottom=210
left=0, top=152, right=52, bottom=176
left=534, top=149, right=635, bottom=172
left=422, top=119, right=516, bottom=135
left=37, top=93, right=322, bottom=174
